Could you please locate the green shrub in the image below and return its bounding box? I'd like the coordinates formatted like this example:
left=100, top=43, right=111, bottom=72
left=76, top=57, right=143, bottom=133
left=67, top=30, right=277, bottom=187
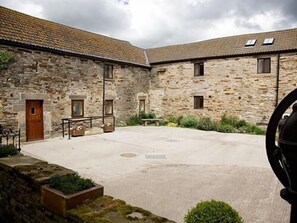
left=166, top=115, right=178, bottom=123
left=126, top=115, right=141, bottom=126
left=177, top=116, right=184, bottom=126
left=147, top=112, right=156, bottom=119
left=0, top=51, right=14, bottom=70
left=220, top=114, right=240, bottom=127
left=158, top=118, right=168, bottom=126
left=217, top=124, right=236, bottom=133
left=243, top=124, right=266, bottom=135
left=49, top=173, right=94, bottom=195
left=167, top=122, right=178, bottom=127
left=185, top=200, right=243, bottom=223
left=235, top=119, right=247, bottom=128
left=180, top=116, right=198, bottom=128
left=0, top=144, right=18, bottom=158
left=197, top=117, right=217, bottom=131
left=139, top=111, right=156, bottom=119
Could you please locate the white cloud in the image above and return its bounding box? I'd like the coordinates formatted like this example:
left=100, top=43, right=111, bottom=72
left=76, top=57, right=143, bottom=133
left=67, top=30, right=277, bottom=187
left=0, top=0, right=43, bottom=18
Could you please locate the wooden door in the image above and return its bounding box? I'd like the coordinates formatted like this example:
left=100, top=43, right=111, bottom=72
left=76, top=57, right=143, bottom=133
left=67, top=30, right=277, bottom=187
left=26, top=100, right=44, bottom=141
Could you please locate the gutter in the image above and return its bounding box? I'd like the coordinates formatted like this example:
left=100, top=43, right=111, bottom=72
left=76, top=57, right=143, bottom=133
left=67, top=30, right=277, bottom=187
left=102, top=68, right=106, bottom=125
left=275, top=53, right=280, bottom=107
left=149, top=49, right=297, bottom=66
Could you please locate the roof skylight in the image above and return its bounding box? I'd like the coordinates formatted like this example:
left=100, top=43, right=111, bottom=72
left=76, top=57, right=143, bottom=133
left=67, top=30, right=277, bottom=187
left=263, top=38, right=274, bottom=45
left=245, top=39, right=257, bottom=47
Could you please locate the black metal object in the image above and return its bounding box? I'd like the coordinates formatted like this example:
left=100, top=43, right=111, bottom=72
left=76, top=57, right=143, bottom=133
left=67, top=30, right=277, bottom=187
left=61, top=115, right=115, bottom=139
left=266, top=88, right=297, bottom=223
left=0, top=124, right=21, bottom=151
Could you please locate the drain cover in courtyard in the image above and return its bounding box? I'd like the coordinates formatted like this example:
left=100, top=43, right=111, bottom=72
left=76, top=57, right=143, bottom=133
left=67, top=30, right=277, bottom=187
left=120, top=153, right=137, bottom=157
left=145, top=154, right=167, bottom=159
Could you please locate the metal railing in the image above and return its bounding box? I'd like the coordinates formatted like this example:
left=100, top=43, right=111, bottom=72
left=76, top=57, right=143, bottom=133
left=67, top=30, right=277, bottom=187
left=61, top=115, right=115, bottom=139
left=0, top=125, right=21, bottom=151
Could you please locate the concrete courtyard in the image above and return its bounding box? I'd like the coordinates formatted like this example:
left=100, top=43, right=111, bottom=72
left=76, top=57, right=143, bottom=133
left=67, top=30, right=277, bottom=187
left=22, top=126, right=290, bottom=223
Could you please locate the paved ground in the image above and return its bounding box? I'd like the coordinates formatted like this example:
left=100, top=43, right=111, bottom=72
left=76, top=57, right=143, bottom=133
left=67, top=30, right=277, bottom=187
left=22, top=126, right=290, bottom=223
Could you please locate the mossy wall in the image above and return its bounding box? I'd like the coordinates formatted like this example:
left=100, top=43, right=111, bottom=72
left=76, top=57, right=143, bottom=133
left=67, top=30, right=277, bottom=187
left=0, top=155, right=73, bottom=222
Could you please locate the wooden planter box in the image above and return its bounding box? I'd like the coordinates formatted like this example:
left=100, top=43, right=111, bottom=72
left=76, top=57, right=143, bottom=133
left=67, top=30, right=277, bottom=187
left=103, top=125, right=115, bottom=133
left=41, top=184, right=104, bottom=217
left=71, top=126, right=85, bottom=137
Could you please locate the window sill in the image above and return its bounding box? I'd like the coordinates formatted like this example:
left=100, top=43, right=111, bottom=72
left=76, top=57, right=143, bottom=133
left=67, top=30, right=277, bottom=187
left=104, top=78, right=114, bottom=81
left=254, top=73, right=274, bottom=77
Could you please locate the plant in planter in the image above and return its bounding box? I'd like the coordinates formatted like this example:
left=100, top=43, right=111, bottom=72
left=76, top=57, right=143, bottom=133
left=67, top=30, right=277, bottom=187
left=0, top=144, right=19, bottom=158
left=102, top=122, right=115, bottom=133
left=41, top=173, right=104, bottom=217
left=71, top=125, right=85, bottom=137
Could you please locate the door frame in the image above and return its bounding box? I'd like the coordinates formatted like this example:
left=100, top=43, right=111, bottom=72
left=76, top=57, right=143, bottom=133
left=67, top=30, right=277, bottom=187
left=26, top=100, right=44, bottom=141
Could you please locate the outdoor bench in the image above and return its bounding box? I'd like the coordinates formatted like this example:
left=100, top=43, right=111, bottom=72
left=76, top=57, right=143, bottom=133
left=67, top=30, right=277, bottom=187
left=141, top=119, right=162, bottom=126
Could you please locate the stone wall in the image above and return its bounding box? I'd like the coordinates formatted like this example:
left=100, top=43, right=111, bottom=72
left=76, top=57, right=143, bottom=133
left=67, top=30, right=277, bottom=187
left=279, top=53, right=297, bottom=101
left=0, top=156, right=71, bottom=222
left=149, top=53, right=297, bottom=124
left=105, top=65, right=150, bottom=123
left=0, top=45, right=150, bottom=140
left=1, top=44, right=296, bottom=141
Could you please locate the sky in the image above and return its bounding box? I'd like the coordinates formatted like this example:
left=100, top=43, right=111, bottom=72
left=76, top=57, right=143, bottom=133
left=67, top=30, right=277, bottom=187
left=1, top=0, right=297, bottom=48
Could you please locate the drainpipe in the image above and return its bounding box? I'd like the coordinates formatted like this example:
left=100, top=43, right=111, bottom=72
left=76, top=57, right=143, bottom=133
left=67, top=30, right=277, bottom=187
left=102, top=66, right=105, bottom=125
left=275, top=53, right=280, bottom=107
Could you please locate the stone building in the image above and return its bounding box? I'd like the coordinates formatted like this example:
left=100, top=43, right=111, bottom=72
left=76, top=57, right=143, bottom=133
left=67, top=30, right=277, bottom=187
left=0, top=6, right=296, bottom=141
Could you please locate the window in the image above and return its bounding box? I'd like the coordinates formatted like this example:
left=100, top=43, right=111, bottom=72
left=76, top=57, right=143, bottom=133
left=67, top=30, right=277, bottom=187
left=263, top=38, right=274, bottom=45
left=139, top=99, right=145, bottom=113
left=72, top=100, right=84, bottom=117
left=194, top=96, right=204, bottom=109
left=105, top=100, right=113, bottom=115
left=257, top=58, right=271, bottom=73
left=104, top=64, right=113, bottom=79
left=194, top=63, right=204, bottom=76
left=245, top=39, right=256, bottom=47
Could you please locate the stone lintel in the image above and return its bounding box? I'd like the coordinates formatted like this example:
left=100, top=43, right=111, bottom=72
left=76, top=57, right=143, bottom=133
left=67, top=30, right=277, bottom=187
left=69, top=95, right=87, bottom=99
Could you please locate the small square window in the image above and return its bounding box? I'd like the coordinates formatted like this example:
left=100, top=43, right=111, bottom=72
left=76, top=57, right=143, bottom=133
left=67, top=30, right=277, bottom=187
left=139, top=99, right=145, bottom=113
left=104, top=64, right=113, bottom=79
left=194, top=96, right=204, bottom=109
left=257, top=58, right=271, bottom=73
left=105, top=100, right=113, bottom=115
left=194, top=63, right=204, bottom=76
left=72, top=100, right=84, bottom=117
